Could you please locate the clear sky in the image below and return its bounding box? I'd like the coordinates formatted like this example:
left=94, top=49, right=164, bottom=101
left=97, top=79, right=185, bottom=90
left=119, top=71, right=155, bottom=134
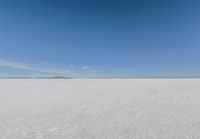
left=0, top=0, right=200, bottom=78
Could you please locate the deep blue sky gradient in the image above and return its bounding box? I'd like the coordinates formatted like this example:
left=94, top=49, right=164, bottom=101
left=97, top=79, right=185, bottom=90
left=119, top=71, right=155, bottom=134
left=0, top=0, right=200, bottom=77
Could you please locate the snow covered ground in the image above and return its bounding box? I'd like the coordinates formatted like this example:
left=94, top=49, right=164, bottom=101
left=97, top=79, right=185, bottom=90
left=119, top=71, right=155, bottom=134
left=0, top=79, right=200, bottom=139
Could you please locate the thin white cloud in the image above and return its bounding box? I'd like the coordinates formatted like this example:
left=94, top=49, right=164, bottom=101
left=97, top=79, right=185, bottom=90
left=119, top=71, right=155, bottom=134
left=69, top=64, right=75, bottom=69
left=81, top=66, right=90, bottom=70
left=81, top=65, right=99, bottom=73
left=0, top=59, right=73, bottom=75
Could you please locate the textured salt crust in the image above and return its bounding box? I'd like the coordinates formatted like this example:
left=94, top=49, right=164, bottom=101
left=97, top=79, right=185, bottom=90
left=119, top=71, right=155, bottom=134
left=0, top=79, right=200, bottom=139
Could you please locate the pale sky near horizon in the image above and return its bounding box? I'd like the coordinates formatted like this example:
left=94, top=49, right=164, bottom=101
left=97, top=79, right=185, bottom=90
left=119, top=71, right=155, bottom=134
left=0, top=0, right=200, bottom=77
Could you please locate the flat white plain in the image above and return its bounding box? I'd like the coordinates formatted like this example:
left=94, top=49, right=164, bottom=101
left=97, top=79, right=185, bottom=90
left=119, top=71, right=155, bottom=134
left=0, top=79, right=200, bottom=139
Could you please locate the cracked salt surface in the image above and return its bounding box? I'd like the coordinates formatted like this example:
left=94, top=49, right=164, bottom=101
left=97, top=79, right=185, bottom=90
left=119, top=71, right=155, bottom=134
left=0, top=79, right=200, bottom=139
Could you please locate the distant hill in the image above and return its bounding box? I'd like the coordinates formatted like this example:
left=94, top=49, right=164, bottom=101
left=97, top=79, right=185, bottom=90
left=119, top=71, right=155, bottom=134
left=0, top=76, right=73, bottom=79
left=47, top=76, right=72, bottom=79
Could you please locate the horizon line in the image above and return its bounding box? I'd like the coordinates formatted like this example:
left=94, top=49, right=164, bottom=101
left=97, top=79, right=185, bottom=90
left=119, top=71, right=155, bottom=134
left=1, top=76, right=200, bottom=79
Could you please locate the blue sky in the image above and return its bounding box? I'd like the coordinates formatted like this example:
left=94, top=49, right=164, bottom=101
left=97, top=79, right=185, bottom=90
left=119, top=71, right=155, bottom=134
left=0, top=0, right=200, bottom=77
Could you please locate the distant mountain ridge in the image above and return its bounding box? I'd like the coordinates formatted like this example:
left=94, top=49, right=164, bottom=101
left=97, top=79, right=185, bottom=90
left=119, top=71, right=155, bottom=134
left=0, top=76, right=73, bottom=79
